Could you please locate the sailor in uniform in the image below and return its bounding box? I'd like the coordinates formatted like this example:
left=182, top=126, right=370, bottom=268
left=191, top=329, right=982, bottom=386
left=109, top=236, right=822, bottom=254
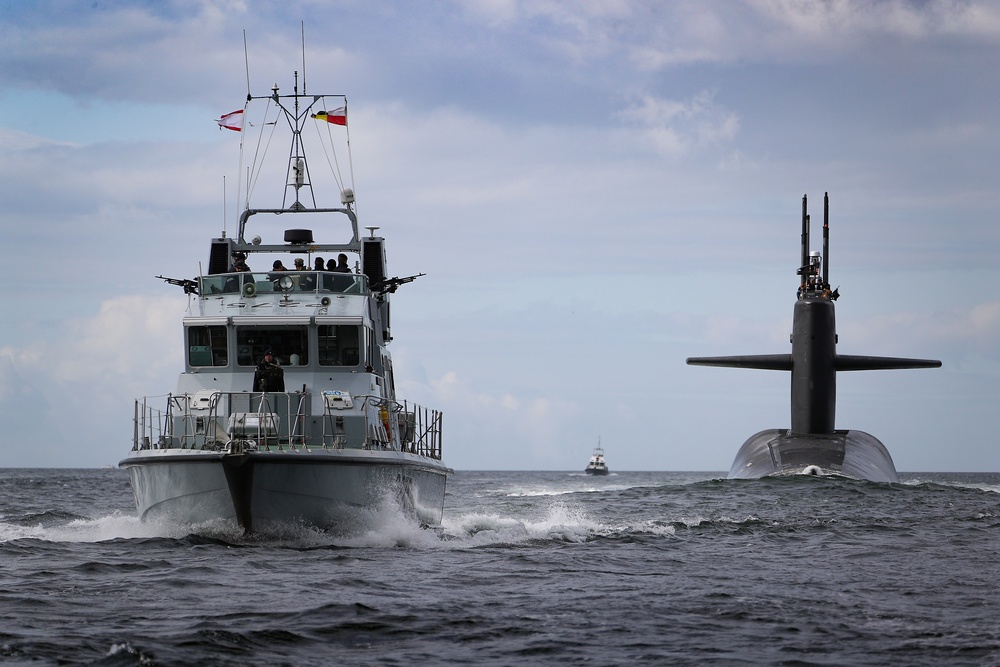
left=252, top=350, right=285, bottom=392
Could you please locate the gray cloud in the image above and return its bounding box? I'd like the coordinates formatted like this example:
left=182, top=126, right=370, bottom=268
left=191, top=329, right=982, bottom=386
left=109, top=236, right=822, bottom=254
left=0, top=0, right=997, bottom=471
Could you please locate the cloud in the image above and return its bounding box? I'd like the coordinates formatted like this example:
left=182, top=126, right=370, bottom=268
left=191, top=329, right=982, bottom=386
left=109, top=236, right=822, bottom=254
left=52, top=295, right=183, bottom=385
left=0, top=354, right=67, bottom=465
left=754, top=0, right=1000, bottom=41
left=0, top=0, right=998, bottom=472
left=456, top=0, right=633, bottom=37
left=0, top=127, right=77, bottom=152
left=591, top=1, right=1000, bottom=72
left=840, top=300, right=1000, bottom=363
left=615, top=91, right=740, bottom=158
left=396, top=367, right=582, bottom=469
left=0, top=294, right=184, bottom=466
left=0, top=1, right=255, bottom=104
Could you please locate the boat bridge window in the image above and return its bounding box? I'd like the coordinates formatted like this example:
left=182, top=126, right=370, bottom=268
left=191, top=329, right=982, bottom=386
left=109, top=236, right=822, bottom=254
left=236, top=325, right=309, bottom=367
left=199, top=271, right=369, bottom=297
left=322, top=273, right=366, bottom=294
left=200, top=274, right=245, bottom=295
left=187, top=325, right=228, bottom=367
left=318, top=324, right=362, bottom=366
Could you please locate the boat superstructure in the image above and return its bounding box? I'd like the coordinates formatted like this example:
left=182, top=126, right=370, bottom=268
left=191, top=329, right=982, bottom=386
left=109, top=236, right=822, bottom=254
left=120, top=69, right=451, bottom=532
left=585, top=440, right=609, bottom=475
left=687, top=194, right=941, bottom=482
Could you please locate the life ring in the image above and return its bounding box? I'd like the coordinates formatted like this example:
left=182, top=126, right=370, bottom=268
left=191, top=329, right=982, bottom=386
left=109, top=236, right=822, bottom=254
left=242, top=282, right=257, bottom=297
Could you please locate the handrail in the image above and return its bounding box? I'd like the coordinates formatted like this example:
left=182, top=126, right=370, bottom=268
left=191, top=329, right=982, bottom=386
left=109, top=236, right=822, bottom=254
left=237, top=206, right=361, bottom=249
left=131, top=390, right=443, bottom=460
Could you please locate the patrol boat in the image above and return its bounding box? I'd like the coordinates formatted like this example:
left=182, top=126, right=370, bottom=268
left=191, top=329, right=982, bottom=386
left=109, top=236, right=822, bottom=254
left=119, top=71, right=451, bottom=532
left=584, top=440, right=609, bottom=475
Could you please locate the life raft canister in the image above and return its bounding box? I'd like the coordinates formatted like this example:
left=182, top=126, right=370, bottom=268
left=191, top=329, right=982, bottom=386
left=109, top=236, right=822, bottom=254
left=379, top=406, right=391, bottom=438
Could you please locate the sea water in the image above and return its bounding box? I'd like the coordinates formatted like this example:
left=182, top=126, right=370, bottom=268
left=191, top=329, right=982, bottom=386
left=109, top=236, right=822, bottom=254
left=1, top=468, right=999, bottom=665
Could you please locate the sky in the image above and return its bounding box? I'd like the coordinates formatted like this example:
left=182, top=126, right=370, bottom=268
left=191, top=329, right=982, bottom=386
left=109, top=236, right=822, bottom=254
left=0, top=0, right=998, bottom=471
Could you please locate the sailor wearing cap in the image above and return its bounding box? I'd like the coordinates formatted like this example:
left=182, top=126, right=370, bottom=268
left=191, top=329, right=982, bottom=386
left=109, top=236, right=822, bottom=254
left=252, top=349, right=285, bottom=392
left=232, top=252, right=250, bottom=272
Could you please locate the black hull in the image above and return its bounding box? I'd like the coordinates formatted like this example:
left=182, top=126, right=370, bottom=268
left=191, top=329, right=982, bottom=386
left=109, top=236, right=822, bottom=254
left=728, top=429, right=899, bottom=483
left=585, top=468, right=609, bottom=476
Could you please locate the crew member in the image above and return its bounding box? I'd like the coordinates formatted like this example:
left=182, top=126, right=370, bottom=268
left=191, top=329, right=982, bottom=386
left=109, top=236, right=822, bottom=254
left=807, top=251, right=824, bottom=290
left=333, top=253, right=351, bottom=273
left=232, top=253, right=250, bottom=272
left=253, top=350, right=285, bottom=392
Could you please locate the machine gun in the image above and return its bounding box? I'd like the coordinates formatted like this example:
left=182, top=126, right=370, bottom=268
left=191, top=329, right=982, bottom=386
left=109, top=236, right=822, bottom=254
left=156, top=275, right=199, bottom=295
left=371, top=273, right=425, bottom=295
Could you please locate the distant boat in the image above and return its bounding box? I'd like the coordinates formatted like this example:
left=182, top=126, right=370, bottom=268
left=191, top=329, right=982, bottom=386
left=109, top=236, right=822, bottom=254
left=585, top=440, right=609, bottom=476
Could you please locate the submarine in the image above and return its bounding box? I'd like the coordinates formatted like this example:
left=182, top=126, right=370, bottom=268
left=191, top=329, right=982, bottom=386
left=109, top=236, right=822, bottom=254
left=687, top=193, right=941, bottom=482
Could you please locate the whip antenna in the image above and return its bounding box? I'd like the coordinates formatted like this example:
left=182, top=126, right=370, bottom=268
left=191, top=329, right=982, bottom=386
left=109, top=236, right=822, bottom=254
left=301, top=21, right=307, bottom=94
left=243, top=29, right=251, bottom=99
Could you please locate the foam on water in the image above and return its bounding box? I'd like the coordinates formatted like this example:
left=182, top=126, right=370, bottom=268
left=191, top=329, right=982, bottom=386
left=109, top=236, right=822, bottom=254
left=6, top=471, right=996, bottom=553
left=902, top=477, right=1000, bottom=494
left=0, top=489, right=439, bottom=548
left=106, top=642, right=154, bottom=666
left=441, top=500, right=599, bottom=545
left=0, top=511, right=196, bottom=544
left=0, top=480, right=686, bottom=549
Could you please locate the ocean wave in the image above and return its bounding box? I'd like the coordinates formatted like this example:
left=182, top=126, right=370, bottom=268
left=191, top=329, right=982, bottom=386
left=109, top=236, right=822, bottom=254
left=0, top=499, right=715, bottom=549
left=0, top=511, right=179, bottom=544
left=902, top=477, right=1000, bottom=494
left=440, top=501, right=605, bottom=545
left=3, top=509, right=89, bottom=526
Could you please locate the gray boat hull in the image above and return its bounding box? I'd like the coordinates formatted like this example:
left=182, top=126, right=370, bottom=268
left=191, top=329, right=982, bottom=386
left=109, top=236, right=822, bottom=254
left=727, top=429, right=899, bottom=483
left=120, top=448, right=451, bottom=532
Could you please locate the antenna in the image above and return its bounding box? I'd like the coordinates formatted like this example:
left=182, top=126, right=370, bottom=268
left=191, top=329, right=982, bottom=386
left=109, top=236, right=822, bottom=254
left=243, top=30, right=251, bottom=99
left=301, top=21, right=307, bottom=95
left=222, top=175, right=227, bottom=236
left=823, top=192, right=830, bottom=287
left=799, top=194, right=809, bottom=289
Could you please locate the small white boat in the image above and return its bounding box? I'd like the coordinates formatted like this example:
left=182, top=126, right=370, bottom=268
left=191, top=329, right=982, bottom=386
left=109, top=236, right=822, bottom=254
left=585, top=441, right=609, bottom=476
left=119, top=60, right=451, bottom=533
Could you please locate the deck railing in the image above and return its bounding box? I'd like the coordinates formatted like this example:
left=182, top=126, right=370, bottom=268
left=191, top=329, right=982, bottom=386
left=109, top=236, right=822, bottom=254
left=404, top=400, right=444, bottom=460
left=132, top=391, right=443, bottom=460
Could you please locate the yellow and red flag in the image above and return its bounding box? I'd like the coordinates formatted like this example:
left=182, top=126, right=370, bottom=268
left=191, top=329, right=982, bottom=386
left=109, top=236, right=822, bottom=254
left=311, top=106, right=347, bottom=126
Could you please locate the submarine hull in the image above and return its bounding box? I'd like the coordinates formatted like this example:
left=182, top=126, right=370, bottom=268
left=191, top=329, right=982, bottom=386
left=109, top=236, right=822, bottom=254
left=727, top=428, right=899, bottom=483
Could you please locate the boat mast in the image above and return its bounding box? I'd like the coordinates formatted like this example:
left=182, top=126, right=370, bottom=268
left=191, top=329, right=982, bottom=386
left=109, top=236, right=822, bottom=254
left=276, top=71, right=316, bottom=211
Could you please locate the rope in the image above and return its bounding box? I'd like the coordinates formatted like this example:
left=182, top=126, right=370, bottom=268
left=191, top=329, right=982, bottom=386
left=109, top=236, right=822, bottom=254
left=245, top=100, right=279, bottom=206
